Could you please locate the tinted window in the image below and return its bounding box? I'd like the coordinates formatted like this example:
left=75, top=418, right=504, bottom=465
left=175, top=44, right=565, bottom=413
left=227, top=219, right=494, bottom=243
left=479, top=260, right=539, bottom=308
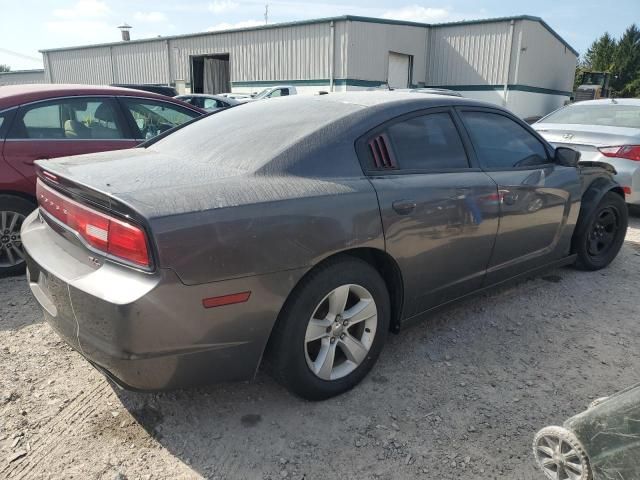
left=8, top=98, right=125, bottom=140
left=385, top=113, right=469, bottom=170
left=269, top=89, right=282, bottom=98
left=462, top=111, right=549, bottom=169
left=121, top=99, right=200, bottom=140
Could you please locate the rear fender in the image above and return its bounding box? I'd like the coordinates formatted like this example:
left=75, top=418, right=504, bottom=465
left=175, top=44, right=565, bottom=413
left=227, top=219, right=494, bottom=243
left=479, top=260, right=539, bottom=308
left=573, top=177, right=625, bottom=241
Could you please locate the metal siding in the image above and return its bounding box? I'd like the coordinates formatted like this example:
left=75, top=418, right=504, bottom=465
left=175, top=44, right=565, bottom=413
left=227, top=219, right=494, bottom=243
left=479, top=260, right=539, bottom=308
left=427, top=22, right=511, bottom=85
left=347, top=21, right=427, bottom=84
left=111, top=41, right=167, bottom=84
left=170, top=22, right=333, bottom=83
left=0, top=70, right=45, bottom=85
left=47, top=47, right=113, bottom=84
left=514, top=20, right=577, bottom=92
left=42, top=22, right=338, bottom=86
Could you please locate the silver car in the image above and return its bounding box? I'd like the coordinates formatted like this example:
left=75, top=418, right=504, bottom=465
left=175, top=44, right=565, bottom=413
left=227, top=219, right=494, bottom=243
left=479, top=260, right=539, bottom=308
left=533, top=99, right=640, bottom=204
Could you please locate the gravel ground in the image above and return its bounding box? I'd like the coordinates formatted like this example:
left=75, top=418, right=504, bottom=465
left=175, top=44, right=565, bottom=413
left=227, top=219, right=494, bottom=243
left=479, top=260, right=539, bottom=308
left=1, top=210, right=639, bottom=480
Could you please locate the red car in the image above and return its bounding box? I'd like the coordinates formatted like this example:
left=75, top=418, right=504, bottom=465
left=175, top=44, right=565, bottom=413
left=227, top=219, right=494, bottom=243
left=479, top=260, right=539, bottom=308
left=0, top=84, right=205, bottom=275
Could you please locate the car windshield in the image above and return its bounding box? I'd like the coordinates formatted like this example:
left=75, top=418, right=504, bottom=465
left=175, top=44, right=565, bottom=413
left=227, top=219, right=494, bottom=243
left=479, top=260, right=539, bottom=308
left=253, top=89, right=272, bottom=99
left=540, top=104, right=640, bottom=129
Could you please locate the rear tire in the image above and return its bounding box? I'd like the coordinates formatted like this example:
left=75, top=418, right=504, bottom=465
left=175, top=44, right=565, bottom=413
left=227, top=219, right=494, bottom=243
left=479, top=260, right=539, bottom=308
left=269, top=257, right=390, bottom=400
left=574, top=192, right=627, bottom=271
left=0, top=195, right=36, bottom=277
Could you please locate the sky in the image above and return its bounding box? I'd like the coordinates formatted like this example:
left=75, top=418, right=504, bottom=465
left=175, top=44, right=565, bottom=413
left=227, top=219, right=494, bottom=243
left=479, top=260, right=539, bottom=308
left=1, top=0, right=639, bottom=70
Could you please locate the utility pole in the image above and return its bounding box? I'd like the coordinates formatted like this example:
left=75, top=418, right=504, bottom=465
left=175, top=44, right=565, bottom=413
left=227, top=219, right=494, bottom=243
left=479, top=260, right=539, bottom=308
left=264, top=4, right=269, bottom=24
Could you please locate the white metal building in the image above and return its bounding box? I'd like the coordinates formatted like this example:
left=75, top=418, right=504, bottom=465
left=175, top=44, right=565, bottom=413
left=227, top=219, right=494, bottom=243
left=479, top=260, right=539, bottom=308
left=38, top=15, right=578, bottom=118
left=0, top=69, right=45, bottom=86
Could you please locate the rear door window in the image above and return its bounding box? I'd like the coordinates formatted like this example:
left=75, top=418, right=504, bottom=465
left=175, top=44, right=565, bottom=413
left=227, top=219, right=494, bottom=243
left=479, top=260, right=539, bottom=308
left=120, top=98, right=200, bottom=140
left=461, top=111, right=550, bottom=169
left=8, top=98, right=126, bottom=140
left=380, top=112, right=470, bottom=171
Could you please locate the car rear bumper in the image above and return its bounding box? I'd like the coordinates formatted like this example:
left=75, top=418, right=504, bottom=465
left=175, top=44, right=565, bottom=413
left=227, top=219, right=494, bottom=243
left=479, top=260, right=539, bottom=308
left=22, top=210, right=304, bottom=391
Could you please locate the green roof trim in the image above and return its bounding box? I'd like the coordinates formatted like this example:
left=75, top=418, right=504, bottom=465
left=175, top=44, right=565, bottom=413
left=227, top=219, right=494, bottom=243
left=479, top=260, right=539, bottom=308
left=40, top=14, right=577, bottom=57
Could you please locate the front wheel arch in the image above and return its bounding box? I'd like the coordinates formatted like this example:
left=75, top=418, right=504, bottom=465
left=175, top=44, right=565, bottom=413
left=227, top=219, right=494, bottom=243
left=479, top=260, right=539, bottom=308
left=572, top=182, right=625, bottom=252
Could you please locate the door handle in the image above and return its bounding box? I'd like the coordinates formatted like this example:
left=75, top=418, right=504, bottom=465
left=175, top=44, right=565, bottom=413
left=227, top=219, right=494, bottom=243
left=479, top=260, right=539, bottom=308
left=392, top=200, right=416, bottom=215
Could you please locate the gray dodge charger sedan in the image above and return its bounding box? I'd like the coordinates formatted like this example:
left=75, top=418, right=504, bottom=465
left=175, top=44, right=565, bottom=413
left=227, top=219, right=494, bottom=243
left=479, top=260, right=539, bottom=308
left=21, top=92, right=628, bottom=400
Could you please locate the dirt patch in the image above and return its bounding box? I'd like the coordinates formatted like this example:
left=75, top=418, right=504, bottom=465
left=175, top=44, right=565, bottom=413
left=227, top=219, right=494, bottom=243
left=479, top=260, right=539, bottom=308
left=1, top=215, right=639, bottom=479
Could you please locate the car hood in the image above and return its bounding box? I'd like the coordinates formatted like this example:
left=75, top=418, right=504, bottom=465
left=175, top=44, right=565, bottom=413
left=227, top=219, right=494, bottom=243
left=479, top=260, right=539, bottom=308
left=533, top=123, right=640, bottom=147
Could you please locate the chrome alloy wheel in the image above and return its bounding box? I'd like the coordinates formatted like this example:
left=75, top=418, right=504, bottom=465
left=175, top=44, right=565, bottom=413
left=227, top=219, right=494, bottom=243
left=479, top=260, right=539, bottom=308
left=304, top=284, right=378, bottom=381
left=0, top=211, right=26, bottom=268
left=533, top=426, right=591, bottom=480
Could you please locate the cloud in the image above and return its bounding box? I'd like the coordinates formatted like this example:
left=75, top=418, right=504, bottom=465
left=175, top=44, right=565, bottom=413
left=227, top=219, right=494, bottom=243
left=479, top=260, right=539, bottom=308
left=208, top=19, right=264, bottom=31
left=209, top=0, right=239, bottom=14
left=133, top=11, right=168, bottom=23
left=381, top=5, right=452, bottom=23
left=53, top=0, right=110, bottom=19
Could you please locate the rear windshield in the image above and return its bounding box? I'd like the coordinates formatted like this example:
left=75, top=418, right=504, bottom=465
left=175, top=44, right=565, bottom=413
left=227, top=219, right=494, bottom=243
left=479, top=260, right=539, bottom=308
left=147, top=97, right=361, bottom=173
left=540, top=104, right=640, bottom=129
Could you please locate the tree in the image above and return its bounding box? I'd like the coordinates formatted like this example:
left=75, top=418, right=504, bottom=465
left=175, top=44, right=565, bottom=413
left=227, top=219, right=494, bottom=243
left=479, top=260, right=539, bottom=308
left=584, top=32, right=617, bottom=72
left=0, top=64, right=10, bottom=73
left=612, top=24, right=640, bottom=96
left=580, top=24, right=640, bottom=97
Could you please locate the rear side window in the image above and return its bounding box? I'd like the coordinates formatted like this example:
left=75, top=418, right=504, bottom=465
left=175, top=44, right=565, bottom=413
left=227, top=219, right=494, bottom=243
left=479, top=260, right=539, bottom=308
left=461, top=111, right=549, bottom=169
left=8, top=98, right=125, bottom=140
left=0, top=109, right=16, bottom=139
left=384, top=112, right=469, bottom=171
left=121, top=98, right=200, bottom=140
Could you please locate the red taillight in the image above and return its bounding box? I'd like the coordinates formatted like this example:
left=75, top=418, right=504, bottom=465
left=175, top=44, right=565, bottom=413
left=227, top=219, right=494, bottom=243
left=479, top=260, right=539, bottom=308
left=36, top=179, right=150, bottom=268
left=623, top=186, right=632, bottom=195
left=598, top=145, right=640, bottom=161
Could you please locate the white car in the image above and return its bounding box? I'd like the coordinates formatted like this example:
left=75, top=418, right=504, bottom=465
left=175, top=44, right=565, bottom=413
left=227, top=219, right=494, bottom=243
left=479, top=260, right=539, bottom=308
left=533, top=99, right=640, bottom=204
left=236, top=85, right=298, bottom=103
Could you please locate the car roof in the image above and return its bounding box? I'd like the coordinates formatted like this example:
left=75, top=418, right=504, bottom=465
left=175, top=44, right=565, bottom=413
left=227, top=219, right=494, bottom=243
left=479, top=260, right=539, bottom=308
left=178, top=94, right=231, bottom=99
left=309, top=90, right=479, bottom=109
left=0, top=83, right=203, bottom=111
left=568, top=98, right=640, bottom=106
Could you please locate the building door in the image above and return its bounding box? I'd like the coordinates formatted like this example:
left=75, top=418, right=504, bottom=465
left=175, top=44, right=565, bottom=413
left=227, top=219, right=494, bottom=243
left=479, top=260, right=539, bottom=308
left=388, top=52, right=412, bottom=88
left=190, top=54, right=230, bottom=94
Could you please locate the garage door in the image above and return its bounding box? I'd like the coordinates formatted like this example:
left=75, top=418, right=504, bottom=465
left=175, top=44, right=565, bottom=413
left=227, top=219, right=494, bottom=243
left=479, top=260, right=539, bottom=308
left=388, top=52, right=410, bottom=88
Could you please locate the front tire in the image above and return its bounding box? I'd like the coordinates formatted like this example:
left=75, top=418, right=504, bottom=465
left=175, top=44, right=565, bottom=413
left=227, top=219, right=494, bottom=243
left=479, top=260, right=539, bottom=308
left=0, top=195, right=36, bottom=277
left=269, top=257, right=390, bottom=400
left=574, top=191, right=627, bottom=271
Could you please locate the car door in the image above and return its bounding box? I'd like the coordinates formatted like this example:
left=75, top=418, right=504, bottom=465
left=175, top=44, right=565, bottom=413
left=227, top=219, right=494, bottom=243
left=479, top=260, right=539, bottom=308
left=2, top=97, right=136, bottom=187
left=358, top=108, right=500, bottom=318
left=457, top=108, right=582, bottom=284
left=118, top=97, right=202, bottom=141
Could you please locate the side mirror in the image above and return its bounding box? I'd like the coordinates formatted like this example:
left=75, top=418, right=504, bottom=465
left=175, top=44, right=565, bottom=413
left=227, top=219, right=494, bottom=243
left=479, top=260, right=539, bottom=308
left=555, top=147, right=581, bottom=167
